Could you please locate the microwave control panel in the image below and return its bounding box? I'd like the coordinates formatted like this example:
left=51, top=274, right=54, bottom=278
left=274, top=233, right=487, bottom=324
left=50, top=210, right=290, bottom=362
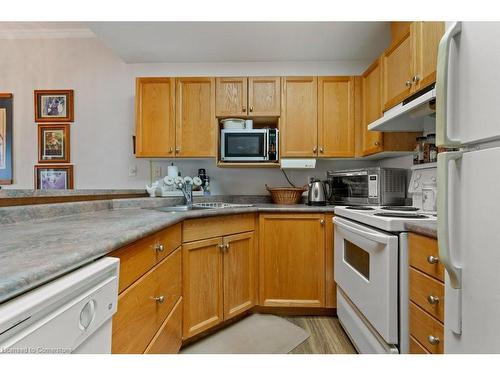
left=368, top=174, right=378, bottom=198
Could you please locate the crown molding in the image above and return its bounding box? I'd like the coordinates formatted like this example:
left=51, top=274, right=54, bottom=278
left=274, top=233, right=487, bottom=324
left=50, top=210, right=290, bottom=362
left=0, top=28, right=95, bottom=39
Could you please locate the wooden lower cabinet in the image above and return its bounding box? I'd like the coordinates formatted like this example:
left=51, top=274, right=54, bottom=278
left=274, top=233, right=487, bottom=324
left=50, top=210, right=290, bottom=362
left=112, top=247, right=182, bottom=354
left=182, top=228, right=256, bottom=339
left=182, top=237, right=224, bottom=338
left=144, top=298, right=183, bottom=354
left=259, top=213, right=326, bottom=307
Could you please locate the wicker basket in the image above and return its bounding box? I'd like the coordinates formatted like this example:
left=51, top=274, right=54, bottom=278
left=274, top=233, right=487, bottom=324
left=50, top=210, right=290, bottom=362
left=265, top=184, right=307, bottom=205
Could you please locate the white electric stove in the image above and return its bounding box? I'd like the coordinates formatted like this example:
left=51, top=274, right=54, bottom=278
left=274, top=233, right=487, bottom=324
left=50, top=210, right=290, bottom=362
left=332, top=205, right=436, bottom=354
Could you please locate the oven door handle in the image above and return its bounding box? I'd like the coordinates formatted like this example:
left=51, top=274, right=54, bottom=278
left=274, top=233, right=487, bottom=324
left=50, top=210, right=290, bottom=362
left=333, top=217, right=391, bottom=245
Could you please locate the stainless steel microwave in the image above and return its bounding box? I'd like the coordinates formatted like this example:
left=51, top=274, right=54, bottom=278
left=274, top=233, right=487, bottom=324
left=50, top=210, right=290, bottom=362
left=326, top=167, right=407, bottom=206
left=220, top=128, right=278, bottom=162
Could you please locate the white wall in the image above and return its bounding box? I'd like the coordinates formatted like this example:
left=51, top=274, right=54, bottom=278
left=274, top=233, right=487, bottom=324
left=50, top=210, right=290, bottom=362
left=0, top=36, right=400, bottom=194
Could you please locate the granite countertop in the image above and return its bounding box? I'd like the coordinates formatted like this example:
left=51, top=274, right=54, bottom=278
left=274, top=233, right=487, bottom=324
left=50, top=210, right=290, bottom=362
left=0, top=200, right=335, bottom=304
left=404, top=222, right=437, bottom=239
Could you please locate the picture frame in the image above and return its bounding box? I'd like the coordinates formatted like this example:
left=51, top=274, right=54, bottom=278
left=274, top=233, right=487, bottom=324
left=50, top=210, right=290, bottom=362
left=34, top=90, right=74, bottom=122
left=38, top=124, right=70, bottom=163
left=0, top=93, right=13, bottom=185
left=34, top=164, right=74, bottom=190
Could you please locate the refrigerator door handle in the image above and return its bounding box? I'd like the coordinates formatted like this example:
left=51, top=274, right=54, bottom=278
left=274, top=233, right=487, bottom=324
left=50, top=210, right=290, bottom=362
left=436, top=21, right=462, bottom=147
left=437, top=150, right=463, bottom=289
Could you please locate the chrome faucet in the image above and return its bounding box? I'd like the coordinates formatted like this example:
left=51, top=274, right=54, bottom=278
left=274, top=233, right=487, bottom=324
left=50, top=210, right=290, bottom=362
left=176, top=181, right=193, bottom=208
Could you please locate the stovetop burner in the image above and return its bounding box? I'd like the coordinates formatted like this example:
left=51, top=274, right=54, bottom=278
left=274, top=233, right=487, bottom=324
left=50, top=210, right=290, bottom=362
left=374, top=212, right=429, bottom=219
left=381, top=206, right=420, bottom=212
left=345, top=206, right=375, bottom=211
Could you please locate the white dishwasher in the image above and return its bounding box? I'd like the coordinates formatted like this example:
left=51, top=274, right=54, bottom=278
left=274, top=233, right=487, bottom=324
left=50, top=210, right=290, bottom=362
left=0, top=257, right=119, bottom=354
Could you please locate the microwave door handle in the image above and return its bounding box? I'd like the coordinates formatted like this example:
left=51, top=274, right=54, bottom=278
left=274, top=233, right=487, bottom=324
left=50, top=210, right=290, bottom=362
left=436, top=21, right=462, bottom=147
left=333, top=217, right=391, bottom=245
left=264, top=131, right=269, bottom=160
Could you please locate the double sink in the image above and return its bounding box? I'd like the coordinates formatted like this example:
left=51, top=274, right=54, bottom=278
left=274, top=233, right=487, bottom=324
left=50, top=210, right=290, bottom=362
left=151, top=202, right=254, bottom=213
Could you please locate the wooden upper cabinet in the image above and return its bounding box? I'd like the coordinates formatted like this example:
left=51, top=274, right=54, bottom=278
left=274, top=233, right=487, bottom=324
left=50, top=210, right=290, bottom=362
left=361, top=59, right=384, bottom=156
left=281, top=76, right=318, bottom=157
left=215, top=77, right=248, bottom=116
left=318, top=77, right=355, bottom=157
left=135, top=77, right=175, bottom=157
left=248, top=77, right=281, bottom=116
left=175, top=77, right=216, bottom=157
left=259, top=214, right=326, bottom=307
left=382, top=22, right=445, bottom=111
left=413, top=22, right=445, bottom=91
left=182, top=237, right=224, bottom=339
left=223, top=231, right=256, bottom=320
left=382, top=28, right=414, bottom=111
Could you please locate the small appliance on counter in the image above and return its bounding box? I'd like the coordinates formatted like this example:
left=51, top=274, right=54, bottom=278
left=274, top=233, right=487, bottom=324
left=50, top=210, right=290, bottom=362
left=307, top=178, right=331, bottom=206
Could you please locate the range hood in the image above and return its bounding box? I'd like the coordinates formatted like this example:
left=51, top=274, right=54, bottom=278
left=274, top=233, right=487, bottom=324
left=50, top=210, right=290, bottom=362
left=368, top=84, right=436, bottom=132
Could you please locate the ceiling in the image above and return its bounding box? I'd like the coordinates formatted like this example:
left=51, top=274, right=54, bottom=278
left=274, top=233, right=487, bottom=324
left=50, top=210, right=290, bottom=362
left=86, top=22, right=390, bottom=63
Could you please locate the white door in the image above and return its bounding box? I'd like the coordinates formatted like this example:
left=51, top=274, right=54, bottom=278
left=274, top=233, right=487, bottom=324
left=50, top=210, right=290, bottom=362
left=333, top=217, right=399, bottom=344
left=437, top=22, right=500, bottom=147
left=439, top=146, right=500, bottom=353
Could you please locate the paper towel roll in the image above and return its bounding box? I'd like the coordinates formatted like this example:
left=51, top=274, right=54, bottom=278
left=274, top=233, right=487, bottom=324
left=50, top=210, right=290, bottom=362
left=167, top=165, right=178, bottom=178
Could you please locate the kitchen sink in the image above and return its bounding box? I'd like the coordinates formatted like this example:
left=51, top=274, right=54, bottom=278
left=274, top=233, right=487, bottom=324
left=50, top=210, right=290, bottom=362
left=150, top=202, right=254, bottom=213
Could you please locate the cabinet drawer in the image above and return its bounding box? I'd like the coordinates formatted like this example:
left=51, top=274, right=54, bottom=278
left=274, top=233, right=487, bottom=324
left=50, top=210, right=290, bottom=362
left=409, top=335, right=430, bottom=354
left=183, top=214, right=255, bottom=242
left=111, top=224, right=181, bottom=293
left=144, top=297, right=183, bottom=354
left=410, top=267, right=444, bottom=322
left=409, top=302, right=444, bottom=354
left=409, top=233, right=444, bottom=282
left=112, top=248, right=182, bottom=354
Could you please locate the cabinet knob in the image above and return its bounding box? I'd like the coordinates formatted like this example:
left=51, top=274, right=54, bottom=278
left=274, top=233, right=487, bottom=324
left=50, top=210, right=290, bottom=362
left=427, top=255, right=439, bottom=264
left=320, top=219, right=325, bottom=225
left=169, top=147, right=173, bottom=153
left=427, top=335, right=440, bottom=345
left=374, top=141, right=381, bottom=146
left=427, top=295, right=440, bottom=305
left=217, top=244, right=225, bottom=250
left=225, top=243, right=230, bottom=250
left=249, top=106, right=254, bottom=112
left=319, top=147, right=324, bottom=153
left=313, top=147, right=318, bottom=153
left=155, top=244, right=164, bottom=252
left=405, top=80, right=413, bottom=88
left=151, top=296, right=165, bottom=304
left=412, top=75, right=421, bottom=83
left=242, top=107, right=246, bottom=113
left=175, top=147, right=180, bottom=153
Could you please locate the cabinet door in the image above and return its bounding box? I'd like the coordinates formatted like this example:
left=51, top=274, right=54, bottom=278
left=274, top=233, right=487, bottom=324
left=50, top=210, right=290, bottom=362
left=248, top=77, right=281, bottom=116
left=413, top=22, right=445, bottom=91
left=182, top=237, right=224, bottom=339
left=382, top=29, right=413, bottom=111
left=175, top=77, right=216, bottom=157
left=318, top=76, right=355, bottom=157
left=259, top=214, right=325, bottom=307
left=135, top=77, right=175, bottom=157
left=361, top=59, right=384, bottom=156
left=281, top=77, right=318, bottom=157
left=216, top=77, right=248, bottom=116
left=223, top=231, right=256, bottom=319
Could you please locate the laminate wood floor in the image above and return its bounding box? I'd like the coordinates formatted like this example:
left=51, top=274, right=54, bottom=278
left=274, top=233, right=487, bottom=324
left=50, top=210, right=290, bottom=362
left=284, top=316, right=357, bottom=354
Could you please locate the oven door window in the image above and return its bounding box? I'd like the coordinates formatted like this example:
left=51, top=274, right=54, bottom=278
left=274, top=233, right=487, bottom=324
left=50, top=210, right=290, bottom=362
left=224, top=133, right=265, bottom=158
left=331, top=175, right=369, bottom=198
left=344, top=240, right=370, bottom=280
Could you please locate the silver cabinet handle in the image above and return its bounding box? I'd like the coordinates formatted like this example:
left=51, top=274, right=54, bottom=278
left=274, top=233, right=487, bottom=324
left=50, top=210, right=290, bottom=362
left=242, top=107, right=246, bottom=113
left=412, top=75, right=420, bottom=83
left=427, top=255, right=439, bottom=264
left=319, top=147, right=324, bottom=153
left=436, top=21, right=462, bottom=147
left=313, top=147, right=318, bottom=153
left=427, top=335, right=440, bottom=345
left=405, top=80, right=413, bottom=88
left=427, top=295, right=440, bottom=305
left=217, top=244, right=225, bottom=250
left=320, top=219, right=325, bottom=225
left=374, top=141, right=381, bottom=146
left=169, top=147, right=173, bottom=153
left=175, top=147, right=180, bottom=153
left=249, top=106, right=254, bottom=112
left=155, top=244, right=164, bottom=252
left=151, top=296, right=165, bottom=304
left=225, top=243, right=230, bottom=250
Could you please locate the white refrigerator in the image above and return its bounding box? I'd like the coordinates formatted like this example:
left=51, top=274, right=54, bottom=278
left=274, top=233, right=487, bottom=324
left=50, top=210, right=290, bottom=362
left=437, top=21, right=500, bottom=353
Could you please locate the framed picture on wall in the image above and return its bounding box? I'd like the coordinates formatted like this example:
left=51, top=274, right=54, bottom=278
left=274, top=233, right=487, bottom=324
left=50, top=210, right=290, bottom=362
left=0, top=93, right=13, bottom=185
left=34, top=164, right=74, bottom=190
left=34, top=90, right=74, bottom=122
left=38, top=124, right=70, bottom=163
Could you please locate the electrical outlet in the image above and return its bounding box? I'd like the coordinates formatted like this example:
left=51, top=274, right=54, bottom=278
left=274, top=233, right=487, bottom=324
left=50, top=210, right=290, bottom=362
left=128, top=165, right=137, bottom=177
left=152, top=165, right=162, bottom=180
